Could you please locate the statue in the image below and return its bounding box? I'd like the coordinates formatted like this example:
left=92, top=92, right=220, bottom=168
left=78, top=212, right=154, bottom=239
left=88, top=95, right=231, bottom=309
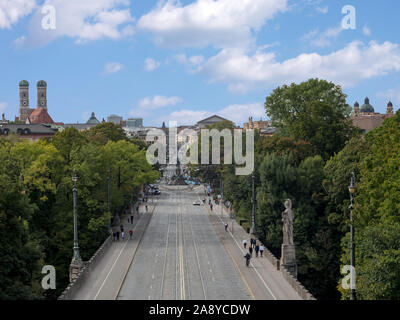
left=280, top=199, right=297, bottom=277
left=282, top=199, right=294, bottom=245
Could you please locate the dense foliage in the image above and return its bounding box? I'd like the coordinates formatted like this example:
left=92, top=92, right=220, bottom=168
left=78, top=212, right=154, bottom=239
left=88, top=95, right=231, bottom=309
left=192, top=78, right=400, bottom=300
left=0, top=125, right=159, bottom=299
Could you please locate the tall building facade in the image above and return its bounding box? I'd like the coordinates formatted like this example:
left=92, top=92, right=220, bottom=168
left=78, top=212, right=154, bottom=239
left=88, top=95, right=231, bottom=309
left=17, top=80, right=54, bottom=124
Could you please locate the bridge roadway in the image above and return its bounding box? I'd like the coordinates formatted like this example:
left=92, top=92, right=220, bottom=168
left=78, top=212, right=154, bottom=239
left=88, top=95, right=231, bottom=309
left=73, top=184, right=302, bottom=300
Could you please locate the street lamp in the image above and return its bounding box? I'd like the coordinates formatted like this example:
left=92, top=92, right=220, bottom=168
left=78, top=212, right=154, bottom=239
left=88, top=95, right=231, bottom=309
left=348, top=172, right=356, bottom=300
left=70, top=169, right=83, bottom=282
left=251, top=172, right=255, bottom=234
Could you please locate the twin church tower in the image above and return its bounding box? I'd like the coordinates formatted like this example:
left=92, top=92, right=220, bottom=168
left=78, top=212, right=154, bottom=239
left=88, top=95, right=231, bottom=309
left=18, top=80, right=53, bottom=124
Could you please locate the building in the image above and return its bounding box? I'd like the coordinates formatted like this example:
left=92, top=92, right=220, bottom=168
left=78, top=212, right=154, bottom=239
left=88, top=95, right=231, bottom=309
left=126, top=118, right=143, bottom=129
left=107, top=114, right=123, bottom=125
left=0, top=124, right=59, bottom=141
left=196, top=115, right=232, bottom=129
left=351, top=98, right=395, bottom=134
left=17, top=80, right=55, bottom=125
left=86, top=112, right=100, bottom=125
left=243, top=117, right=269, bottom=130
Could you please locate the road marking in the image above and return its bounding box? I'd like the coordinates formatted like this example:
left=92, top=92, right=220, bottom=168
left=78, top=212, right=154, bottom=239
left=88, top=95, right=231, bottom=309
left=93, top=239, right=129, bottom=300
left=160, top=213, right=171, bottom=299
left=93, top=207, right=153, bottom=300
left=198, top=193, right=277, bottom=300
left=113, top=203, right=157, bottom=300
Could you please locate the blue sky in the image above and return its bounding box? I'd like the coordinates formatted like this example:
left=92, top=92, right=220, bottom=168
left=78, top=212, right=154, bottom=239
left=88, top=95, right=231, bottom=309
left=1, top=0, right=400, bottom=126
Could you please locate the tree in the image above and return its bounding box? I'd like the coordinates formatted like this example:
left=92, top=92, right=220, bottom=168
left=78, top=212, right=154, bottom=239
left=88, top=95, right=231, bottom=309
left=339, top=111, right=400, bottom=299
left=85, top=122, right=127, bottom=145
left=265, top=78, right=357, bottom=160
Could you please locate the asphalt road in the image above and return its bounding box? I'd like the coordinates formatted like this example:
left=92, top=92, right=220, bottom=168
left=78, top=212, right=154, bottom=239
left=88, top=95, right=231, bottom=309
left=117, top=185, right=252, bottom=300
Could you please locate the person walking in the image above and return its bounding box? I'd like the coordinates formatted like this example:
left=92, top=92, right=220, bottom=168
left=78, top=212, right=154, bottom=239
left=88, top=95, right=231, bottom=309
left=136, top=206, right=139, bottom=214
left=224, top=223, right=228, bottom=231
left=129, top=229, right=133, bottom=239
left=255, top=244, right=260, bottom=257
left=249, top=246, right=253, bottom=257
left=145, top=205, right=148, bottom=212
left=260, top=244, right=264, bottom=257
left=210, top=203, right=213, bottom=211
left=243, top=239, right=247, bottom=249
left=120, top=225, right=124, bottom=233
left=130, top=215, right=134, bottom=224
left=116, top=231, right=120, bottom=241
left=121, top=231, right=125, bottom=240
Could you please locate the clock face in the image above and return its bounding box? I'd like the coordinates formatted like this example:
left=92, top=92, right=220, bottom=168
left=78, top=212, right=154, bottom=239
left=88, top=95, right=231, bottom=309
left=41, top=101, right=45, bottom=106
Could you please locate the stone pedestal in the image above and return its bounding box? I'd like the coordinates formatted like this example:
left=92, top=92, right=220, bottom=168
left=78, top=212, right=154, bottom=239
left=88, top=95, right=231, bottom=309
left=280, top=244, right=297, bottom=278
left=69, top=258, right=83, bottom=282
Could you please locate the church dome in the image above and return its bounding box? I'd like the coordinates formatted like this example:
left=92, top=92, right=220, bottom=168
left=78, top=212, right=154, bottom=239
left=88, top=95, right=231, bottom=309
left=87, top=112, right=100, bottom=125
left=37, top=80, right=47, bottom=87
left=360, top=97, right=374, bottom=113
left=19, top=80, right=29, bottom=87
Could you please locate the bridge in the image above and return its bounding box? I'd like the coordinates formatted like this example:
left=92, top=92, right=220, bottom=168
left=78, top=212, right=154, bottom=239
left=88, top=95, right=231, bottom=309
left=59, top=179, right=314, bottom=300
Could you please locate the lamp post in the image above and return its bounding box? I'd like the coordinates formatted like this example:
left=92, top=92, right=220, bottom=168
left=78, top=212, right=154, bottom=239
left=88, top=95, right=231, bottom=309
left=348, top=172, right=356, bottom=300
left=251, top=172, right=255, bottom=234
left=107, top=167, right=111, bottom=230
left=70, top=169, right=82, bottom=282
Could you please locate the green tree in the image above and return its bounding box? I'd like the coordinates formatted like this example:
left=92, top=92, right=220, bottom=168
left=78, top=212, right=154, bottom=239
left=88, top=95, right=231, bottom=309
left=265, top=78, right=357, bottom=160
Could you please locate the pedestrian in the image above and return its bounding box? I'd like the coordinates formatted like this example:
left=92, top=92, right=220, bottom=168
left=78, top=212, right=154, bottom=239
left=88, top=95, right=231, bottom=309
left=210, top=203, right=213, bottom=211
left=136, top=206, right=139, bottom=214
left=249, top=237, right=253, bottom=248
left=129, top=229, right=133, bottom=239
left=120, top=225, right=124, bottom=232
left=130, top=215, right=134, bottom=224
left=116, top=231, right=120, bottom=241
left=145, top=205, right=148, bottom=212
left=243, top=239, right=247, bottom=249
left=255, top=244, right=260, bottom=257
left=121, top=231, right=125, bottom=240
left=252, top=238, right=256, bottom=248
left=249, top=246, right=253, bottom=257
left=224, top=223, right=228, bottom=231
left=260, top=244, right=264, bottom=257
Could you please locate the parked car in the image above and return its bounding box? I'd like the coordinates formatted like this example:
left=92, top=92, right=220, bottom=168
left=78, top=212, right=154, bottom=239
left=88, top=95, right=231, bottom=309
left=193, top=201, right=201, bottom=206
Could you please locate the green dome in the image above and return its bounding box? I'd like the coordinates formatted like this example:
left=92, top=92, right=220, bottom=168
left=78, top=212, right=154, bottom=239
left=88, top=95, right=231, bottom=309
left=19, top=80, right=29, bottom=87
left=37, top=80, right=47, bottom=87
left=87, top=112, right=100, bottom=125
left=360, top=97, right=374, bottom=113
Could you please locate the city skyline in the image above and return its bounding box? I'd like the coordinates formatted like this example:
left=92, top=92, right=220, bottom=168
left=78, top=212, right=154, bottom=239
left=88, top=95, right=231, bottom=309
left=1, top=1, right=400, bottom=126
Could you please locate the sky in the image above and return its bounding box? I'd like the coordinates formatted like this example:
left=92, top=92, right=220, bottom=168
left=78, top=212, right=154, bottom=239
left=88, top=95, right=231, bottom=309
left=1, top=0, right=400, bottom=127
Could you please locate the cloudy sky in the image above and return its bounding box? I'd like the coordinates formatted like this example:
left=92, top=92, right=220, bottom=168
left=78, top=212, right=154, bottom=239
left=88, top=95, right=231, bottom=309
left=1, top=0, right=399, bottom=126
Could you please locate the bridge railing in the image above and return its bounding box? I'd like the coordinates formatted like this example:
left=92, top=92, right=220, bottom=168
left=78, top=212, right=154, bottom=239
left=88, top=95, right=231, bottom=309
left=58, top=235, right=113, bottom=300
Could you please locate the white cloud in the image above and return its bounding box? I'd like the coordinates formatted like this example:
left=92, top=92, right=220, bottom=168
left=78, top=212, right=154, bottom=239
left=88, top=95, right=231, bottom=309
left=103, top=62, right=124, bottom=75
left=137, top=0, right=287, bottom=49
left=377, top=85, right=400, bottom=104
left=316, top=6, right=328, bottom=14
left=0, top=102, right=7, bottom=113
left=22, top=0, right=134, bottom=47
left=363, top=25, right=371, bottom=36
left=165, top=109, right=211, bottom=125
left=198, top=41, right=400, bottom=93
left=138, top=95, right=183, bottom=109
left=0, top=0, right=36, bottom=29
left=301, top=25, right=343, bottom=48
left=218, top=103, right=265, bottom=123
left=145, top=58, right=161, bottom=71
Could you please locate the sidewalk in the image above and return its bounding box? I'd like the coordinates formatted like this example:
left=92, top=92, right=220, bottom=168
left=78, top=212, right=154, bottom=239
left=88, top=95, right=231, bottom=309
left=198, top=189, right=302, bottom=300
left=73, top=200, right=157, bottom=300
